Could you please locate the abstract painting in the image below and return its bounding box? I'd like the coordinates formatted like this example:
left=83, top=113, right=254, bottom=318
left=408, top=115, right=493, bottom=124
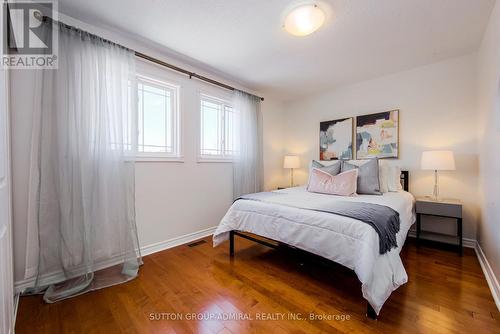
left=356, top=110, right=399, bottom=159
left=319, top=118, right=353, bottom=160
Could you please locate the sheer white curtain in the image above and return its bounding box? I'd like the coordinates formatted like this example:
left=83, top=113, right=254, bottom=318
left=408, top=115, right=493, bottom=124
left=25, top=22, right=141, bottom=302
left=232, top=90, right=263, bottom=198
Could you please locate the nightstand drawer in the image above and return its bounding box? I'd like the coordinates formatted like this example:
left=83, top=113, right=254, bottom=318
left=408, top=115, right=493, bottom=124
left=416, top=201, right=462, bottom=218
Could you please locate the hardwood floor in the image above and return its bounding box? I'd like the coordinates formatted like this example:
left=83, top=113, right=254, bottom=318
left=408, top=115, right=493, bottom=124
left=16, top=236, right=499, bottom=334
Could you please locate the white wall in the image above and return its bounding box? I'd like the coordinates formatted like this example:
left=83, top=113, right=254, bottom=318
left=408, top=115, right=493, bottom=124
left=282, top=54, right=480, bottom=239
left=477, top=0, right=500, bottom=281
left=10, top=12, right=285, bottom=283
left=134, top=60, right=235, bottom=251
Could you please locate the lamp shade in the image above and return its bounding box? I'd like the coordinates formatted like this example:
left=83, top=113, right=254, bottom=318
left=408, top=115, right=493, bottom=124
left=283, top=155, right=300, bottom=169
left=421, top=150, right=456, bottom=170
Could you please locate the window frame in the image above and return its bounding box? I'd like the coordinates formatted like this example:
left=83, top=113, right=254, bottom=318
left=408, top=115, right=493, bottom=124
left=133, top=73, right=182, bottom=162
left=198, top=92, right=236, bottom=163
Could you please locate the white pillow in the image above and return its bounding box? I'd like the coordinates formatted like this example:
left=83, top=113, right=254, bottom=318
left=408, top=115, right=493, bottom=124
left=378, top=161, right=390, bottom=193
left=388, top=165, right=403, bottom=191
left=376, top=160, right=403, bottom=192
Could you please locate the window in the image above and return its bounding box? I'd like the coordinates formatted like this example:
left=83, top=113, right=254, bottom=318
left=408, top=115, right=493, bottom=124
left=199, top=95, right=238, bottom=160
left=135, top=76, right=180, bottom=159
left=200, top=95, right=238, bottom=160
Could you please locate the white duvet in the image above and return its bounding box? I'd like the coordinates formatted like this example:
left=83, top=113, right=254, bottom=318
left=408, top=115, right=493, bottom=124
left=213, top=187, right=416, bottom=315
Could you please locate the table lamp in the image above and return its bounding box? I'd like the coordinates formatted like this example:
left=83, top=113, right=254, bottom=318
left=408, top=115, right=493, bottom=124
left=421, top=150, right=455, bottom=201
left=283, top=155, right=300, bottom=187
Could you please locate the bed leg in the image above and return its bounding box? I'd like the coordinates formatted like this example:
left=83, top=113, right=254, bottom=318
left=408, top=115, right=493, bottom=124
left=366, top=303, right=377, bottom=320
left=229, top=231, right=234, bottom=257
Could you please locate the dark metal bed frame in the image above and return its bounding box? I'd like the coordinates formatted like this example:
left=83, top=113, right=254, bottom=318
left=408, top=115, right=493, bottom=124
left=228, top=170, right=409, bottom=320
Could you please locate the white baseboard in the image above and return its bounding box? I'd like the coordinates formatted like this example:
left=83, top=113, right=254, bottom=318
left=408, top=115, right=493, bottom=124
left=475, top=242, right=500, bottom=311
left=406, top=230, right=476, bottom=248
left=14, top=226, right=217, bottom=293
left=140, top=226, right=216, bottom=257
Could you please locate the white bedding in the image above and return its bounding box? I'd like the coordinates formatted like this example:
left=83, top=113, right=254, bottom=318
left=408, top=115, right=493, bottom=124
left=213, top=186, right=416, bottom=315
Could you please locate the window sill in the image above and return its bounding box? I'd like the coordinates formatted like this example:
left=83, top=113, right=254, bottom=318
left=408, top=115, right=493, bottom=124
left=133, top=156, right=184, bottom=162
left=197, top=157, right=233, bottom=163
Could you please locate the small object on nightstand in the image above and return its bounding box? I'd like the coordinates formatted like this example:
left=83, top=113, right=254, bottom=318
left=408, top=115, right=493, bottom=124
left=415, top=196, right=463, bottom=256
left=277, top=187, right=286, bottom=190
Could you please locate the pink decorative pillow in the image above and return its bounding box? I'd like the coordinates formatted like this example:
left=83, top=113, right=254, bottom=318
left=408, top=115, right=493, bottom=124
left=307, top=168, right=358, bottom=196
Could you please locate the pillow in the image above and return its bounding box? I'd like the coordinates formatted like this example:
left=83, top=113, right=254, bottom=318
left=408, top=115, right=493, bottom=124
left=378, top=160, right=390, bottom=193
left=310, top=160, right=341, bottom=176
left=341, top=158, right=382, bottom=195
left=307, top=168, right=358, bottom=196
left=378, top=161, right=403, bottom=192
left=388, top=165, right=403, bottom=191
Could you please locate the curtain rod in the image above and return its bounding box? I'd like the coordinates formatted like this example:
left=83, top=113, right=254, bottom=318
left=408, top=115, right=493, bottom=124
left=36, top=12, right=264, bottom=101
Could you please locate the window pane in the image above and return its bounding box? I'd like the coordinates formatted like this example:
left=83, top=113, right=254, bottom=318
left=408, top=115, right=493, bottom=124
left=138, top=83, right=144, bottom=150
left=201, top=99, right=221, bottom=155
left=142, top=83, right=166, bottom=96
left=165, top=93, right=172, bottom=151
left=138, top=81, right=172, bottom=153
left=224, top=106, right=237, bottom=156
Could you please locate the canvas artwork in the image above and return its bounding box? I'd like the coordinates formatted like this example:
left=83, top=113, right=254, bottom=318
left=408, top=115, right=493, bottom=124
left=319, top=118, right=353, bottom=160
left=356, top=110, right=399, bottom=159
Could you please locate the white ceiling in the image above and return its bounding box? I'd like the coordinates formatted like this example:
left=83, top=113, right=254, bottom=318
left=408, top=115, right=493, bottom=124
left=58, top=0, right=496, bottom=100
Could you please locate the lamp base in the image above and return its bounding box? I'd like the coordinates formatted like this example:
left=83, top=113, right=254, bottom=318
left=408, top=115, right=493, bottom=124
left=432, top=170, right=440, bottom=201
left=432, top=195, right=442, bottom=202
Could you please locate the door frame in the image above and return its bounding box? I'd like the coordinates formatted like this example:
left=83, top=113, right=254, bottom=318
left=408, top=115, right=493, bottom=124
left=0, top=65, right=14, bottom=334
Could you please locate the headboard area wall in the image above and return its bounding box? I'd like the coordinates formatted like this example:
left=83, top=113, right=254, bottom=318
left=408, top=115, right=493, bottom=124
left=278, top=54, right=479, bottom=240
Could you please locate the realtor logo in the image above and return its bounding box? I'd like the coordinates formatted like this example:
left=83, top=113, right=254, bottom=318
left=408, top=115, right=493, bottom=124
left=2, top=0, right=58, bottom=68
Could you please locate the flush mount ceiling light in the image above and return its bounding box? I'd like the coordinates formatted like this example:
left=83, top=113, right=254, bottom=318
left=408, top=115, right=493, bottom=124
left=284, top=3, right=326, bottom=37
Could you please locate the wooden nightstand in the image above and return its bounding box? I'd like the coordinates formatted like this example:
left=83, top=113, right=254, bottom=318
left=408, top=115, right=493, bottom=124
left=416, top=197, right=463, bottom=256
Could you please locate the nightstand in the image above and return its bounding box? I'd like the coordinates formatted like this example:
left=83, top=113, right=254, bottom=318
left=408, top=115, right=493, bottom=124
left=415, top=197, right=463, bottom=256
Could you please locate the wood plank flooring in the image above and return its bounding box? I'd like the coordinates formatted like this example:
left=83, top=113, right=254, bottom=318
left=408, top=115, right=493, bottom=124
left=16, top=237, right=499, bottom=334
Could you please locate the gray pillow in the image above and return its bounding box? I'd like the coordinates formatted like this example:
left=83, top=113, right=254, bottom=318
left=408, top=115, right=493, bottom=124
left=341, top=159, right=382, bottom=195
left=311, top=160, right=341, bottom=176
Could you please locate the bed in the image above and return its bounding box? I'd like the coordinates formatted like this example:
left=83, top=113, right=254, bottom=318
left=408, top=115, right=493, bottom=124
left=212, top=171, right=415, bottom=319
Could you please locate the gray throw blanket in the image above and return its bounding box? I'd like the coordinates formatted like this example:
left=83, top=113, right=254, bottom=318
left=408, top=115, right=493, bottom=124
left=236, top=192, right=400, bottom=254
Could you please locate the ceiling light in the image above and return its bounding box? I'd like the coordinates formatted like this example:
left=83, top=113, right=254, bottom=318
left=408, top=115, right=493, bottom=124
left=284, top=3, right=326, bottom=37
